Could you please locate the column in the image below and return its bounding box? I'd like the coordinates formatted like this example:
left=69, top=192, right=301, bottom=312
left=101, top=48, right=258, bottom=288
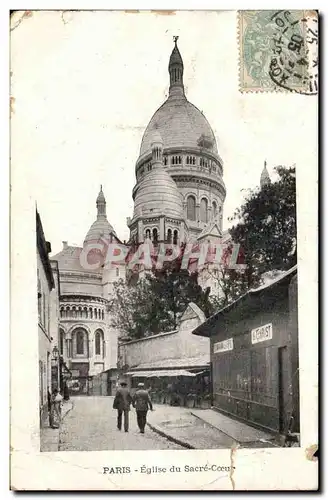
left=159, top=217, right=165, bottom=241
left=138, top=220, right=144, bottom=243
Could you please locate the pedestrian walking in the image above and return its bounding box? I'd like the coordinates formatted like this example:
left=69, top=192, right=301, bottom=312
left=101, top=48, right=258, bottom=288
left=51, top=388, right=63, bottom=429
left=113, top=381, right=132, bottom=432
left=133, top=382, right=153, bottom=434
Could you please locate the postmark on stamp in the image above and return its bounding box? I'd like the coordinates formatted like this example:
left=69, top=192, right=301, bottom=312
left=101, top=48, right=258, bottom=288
left=239, top=10, right=318, bottom=94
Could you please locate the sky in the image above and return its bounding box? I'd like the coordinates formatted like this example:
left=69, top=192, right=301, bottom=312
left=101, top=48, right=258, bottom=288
left=11, top=10, right=317, bottom=255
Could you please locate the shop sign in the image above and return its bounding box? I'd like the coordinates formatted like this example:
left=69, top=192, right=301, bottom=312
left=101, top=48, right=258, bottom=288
left=213, top=338, right=233, bottom=354
left=251, top=323, right=273, bottom=344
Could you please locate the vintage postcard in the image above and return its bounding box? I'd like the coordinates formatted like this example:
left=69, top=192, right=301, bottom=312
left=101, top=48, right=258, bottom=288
left=10, top=9, right=318, bottom=491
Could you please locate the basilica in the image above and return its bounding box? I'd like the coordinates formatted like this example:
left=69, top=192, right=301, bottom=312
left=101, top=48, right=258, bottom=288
left=51, top=40, right=252, bottom=391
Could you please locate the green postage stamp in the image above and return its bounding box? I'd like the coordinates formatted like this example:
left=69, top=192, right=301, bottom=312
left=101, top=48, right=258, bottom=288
left=238, top=10, right=318, bottom=94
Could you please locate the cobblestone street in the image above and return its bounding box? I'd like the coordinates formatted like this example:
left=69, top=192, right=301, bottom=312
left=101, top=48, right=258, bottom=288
left=59, top=396, right=184, bottom=451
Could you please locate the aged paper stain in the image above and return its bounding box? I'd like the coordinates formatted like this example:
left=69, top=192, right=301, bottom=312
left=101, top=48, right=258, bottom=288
left=306, top=444, right=318, bottom=461
left=229, top=443, right=239, bottom=490
left=10, top=97, right=15, bottom=116
left=10, top=10, right=33, bottom=32
left=151, top=10, right=176, bottom=16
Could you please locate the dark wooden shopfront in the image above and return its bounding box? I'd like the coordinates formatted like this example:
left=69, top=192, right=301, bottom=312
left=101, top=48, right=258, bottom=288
left=194, top=267, right=299, bottom=436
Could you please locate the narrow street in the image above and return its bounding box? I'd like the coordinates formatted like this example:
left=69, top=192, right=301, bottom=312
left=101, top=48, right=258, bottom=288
left=59, top=396, right=184, bottom=451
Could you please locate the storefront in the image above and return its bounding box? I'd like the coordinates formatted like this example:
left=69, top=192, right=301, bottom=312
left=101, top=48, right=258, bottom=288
left=193, top=266, right=299, bottom=436
left=125, top=368, right=211, bottom=408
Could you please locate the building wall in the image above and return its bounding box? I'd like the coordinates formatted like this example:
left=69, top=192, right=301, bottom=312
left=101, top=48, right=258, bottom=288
left=60, top=317, right=117, bottom=377
left=49, top=261, right=60, bottom=347
left=119, top=304, right=209, bottom=369
left=37, top=252, right=52, bottom=415
left=208, top=281, right=297, bottom=434
left=59, top=273, right=103, bottom=296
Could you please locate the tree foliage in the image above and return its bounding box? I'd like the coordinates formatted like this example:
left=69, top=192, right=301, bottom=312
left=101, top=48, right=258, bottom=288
left=229, top=166, right=296, bottom=288
left=110, top=261, right=212, bottom=339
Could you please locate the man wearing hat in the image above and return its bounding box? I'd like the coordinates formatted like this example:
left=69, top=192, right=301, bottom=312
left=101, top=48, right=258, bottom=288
left=113, top=381, right=133, bottom=432
left=132, top=382, right=153, bottom=434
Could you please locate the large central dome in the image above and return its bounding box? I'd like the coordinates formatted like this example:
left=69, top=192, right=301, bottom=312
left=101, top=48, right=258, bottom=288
left=139, top=96, right=218, bottom=157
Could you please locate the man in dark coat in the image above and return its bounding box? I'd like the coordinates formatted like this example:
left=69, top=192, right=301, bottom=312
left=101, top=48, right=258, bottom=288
left=113, top=381, right=133, bottom=432
left=132, top=382, right=153, bottom=434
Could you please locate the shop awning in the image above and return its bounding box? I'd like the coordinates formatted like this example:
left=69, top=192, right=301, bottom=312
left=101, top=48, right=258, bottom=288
left=126, top=370, right=196, bottom=378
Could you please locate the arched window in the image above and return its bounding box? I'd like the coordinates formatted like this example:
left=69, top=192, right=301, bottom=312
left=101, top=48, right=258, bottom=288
left=78, top=307, right=82, bottom=318
left=186, top=156, right=189, bottom=165
left=59, top=330, right=64, bottom=355
left=102, top=310, right=104, bottom=320
left=212, top=201, right=217, bottom=218
left=200, top=198, right=208, bottom=223
left=95, top=331, right=102, bottom=355
left=192, top=157, right=196, bottom=165
left=173, top=230, right=178, bottom=245
left=66, top=306, right=70, bottom=318
left=83, top=307, right=88, bottom=319
left=167, top=228, right=172, bottom=243
left=76, top=331, right=85, bottom=355
left=164, top=156, right=168, bottom=166
left=98, top=309, right=101, bottom=319
left=187, top=195, right=196, bottom=221
left=145, top=229, right=151, bottom=240
left=153, top=228, right=158, bottom=243
left=116, top=267, right=119, bottom=277
left=72, top=306, right=76, bottom=318
left=89, top=307, right=93, bottom=319
left=60, top=308, right=63, bottom=318
left=94, top=308, right=98, bottom=319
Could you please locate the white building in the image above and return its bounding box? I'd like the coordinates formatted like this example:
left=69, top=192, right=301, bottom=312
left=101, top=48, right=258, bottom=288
left=52, top=187, right=125, bottom=392
left=37, top=210, right=59, bottom=423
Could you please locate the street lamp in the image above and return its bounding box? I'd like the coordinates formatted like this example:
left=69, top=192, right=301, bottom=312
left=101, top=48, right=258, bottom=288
left=52, top=346, right=59, bottom=361
left=51, top=346, right=60, bottom=390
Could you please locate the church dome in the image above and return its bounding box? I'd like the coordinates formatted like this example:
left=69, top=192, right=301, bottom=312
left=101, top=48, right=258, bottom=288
left=133, top=134, right=184, bottom=220
left=84, top=186, right=117, bottom=245
left=133, top=168, right=184, bottom=219
left=140, top=98, right=218, bottom=157
left=139, top=38, right=218, bottom=158
left=84, top=219, right=116, bottom=244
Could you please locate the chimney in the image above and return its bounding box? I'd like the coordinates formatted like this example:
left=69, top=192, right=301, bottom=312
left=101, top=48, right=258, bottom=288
left=62, top=241, right=68, bottom=249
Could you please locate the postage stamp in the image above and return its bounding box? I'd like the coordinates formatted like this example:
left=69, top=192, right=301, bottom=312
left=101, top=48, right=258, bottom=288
left=238, top=10, right=319, bottom=93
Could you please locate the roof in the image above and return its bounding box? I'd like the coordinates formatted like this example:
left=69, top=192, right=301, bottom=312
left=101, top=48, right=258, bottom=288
left=52, top=245, right=102, bottom=275
left=36, top=210, right=55, bottom=290
left=126, top=369, right=196, bottom=378
left=139, top=96, right=218, bottom=157
left=133, top=165, right=184, bottom=220
left=193, top=265, right=297, bottom=337
left=84, top=218, right=117, bottom=245
left=119, top=330, right=178, bottom=346
left=197, top=220, right=222, bottom=241
left=128, top=355, right=210, bottom=371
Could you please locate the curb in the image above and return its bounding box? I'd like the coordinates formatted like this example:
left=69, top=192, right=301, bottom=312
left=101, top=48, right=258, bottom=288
left=190, top=411, right=241, bottom=445
left=190, top=411, right=279, bottom=448
left=147, top=422, right=195, bottom=449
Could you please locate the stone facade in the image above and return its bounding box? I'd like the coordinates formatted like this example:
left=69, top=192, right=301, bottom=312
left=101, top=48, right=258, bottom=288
left=130, top=39, right=226, bottom=248
left=37, top=210, right=59, bottom=422
left=118, top=303, right=210, bottom=375
left=52, top=188, right=124, bottom=380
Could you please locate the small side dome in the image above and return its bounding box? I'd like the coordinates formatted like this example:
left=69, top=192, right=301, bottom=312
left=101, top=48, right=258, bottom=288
left=84, top=186, right=117, bottom=245
left=133, top=169, right=183, bottom=220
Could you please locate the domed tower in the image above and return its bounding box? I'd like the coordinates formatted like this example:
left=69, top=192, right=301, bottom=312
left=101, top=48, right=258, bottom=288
left=132, top=37, right=226, bottom=241
left=84, top=185, right=117, bottom=246
left=128, top=131, right=187, bottom=245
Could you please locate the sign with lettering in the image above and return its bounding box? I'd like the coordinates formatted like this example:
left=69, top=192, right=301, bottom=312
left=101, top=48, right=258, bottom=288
left=213, top=338, right=233, bottom=354
left=251, top=323, right=273, bottom=344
